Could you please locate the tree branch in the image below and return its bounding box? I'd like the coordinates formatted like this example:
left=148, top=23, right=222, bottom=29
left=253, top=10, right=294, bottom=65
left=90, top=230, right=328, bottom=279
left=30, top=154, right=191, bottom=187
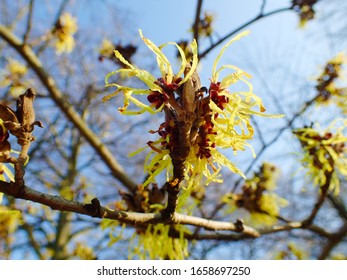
left=0, top=180, right=260, bottom=237
left=259, top=221, right=333, bottom=239
left=193, top=0, right=204, bottom=43
left=260, top=0, right=267, bottom=16
left=328, top=193, right=347, bottom=221
left=318, top=223, right=347, bottom=259
left=302, top=172, right=331, bottom=227
left=0, top=24, right=137, bottom=192
left=23, top=0, right=34, bottom=45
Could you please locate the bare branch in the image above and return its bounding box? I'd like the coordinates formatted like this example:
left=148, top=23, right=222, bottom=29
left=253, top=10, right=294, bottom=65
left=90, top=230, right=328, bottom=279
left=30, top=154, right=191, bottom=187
left=302, top=173, right=331, bottom=227
left=174, top=214, right=259, bottom=237
left=0, top=181, right=260, bottom=237
left=260, top=0, right=267, bottom=16
left=193, top=0, right=204, bottom=43
left=318, top=223, right=347, bottom=259
left=20, top=222, right=44, bottom=259
left=259, top=221, right=333, bottom=239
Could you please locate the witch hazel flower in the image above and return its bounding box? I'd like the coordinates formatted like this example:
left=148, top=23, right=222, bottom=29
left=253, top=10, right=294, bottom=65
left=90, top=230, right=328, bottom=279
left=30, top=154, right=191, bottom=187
left=104, top=30, right=278, bottom=188
left=293, top=119, right=347, bottom=193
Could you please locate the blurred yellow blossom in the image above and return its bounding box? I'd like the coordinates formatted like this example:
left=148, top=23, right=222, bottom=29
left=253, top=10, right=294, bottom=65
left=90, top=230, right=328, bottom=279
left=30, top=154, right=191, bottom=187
left=98, top=39, right=137, bottom=68
left=0, top=59, right=28, bottom=97
left=52, top=13, right=78, bottom=54
left=0, top=165, right=21, bottom=248
left=130, top=224, right=189, bottom=260
left=275, top=242, right=308, bottom=260
left=315, top=53, right=347, bottom=113
left=293, top=120, right=347, bottom=193
left=190, top=12, right=214, bottom=37
left=331, top=253, right=347, bottom=260
left=222, top=163, right=287, bottom=225
left=72, top=243, right=96, bottom=260
left=99, top=39, right=115, bottom=57
left=0, top=206, right=21, bottom=251
left=292, top=0, right=318, bottom=27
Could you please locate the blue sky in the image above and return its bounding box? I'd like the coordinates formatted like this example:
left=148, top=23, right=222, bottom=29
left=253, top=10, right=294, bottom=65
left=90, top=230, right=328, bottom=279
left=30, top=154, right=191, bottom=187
left=82, top=0, right=336, bottom=84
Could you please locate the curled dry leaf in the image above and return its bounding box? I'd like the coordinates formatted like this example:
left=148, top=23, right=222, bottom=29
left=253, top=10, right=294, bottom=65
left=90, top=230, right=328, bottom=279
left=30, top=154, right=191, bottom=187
left=1, top=89, right=43, bottom=146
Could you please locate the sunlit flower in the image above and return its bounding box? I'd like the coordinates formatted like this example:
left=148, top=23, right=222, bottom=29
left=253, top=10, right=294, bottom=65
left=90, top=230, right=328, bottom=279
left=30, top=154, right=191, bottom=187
left=105, top=30, right=278, bottom=187
left=196, top=31, right=267, bottom=181
left=130, top=224, right=189, bottom=260
left=293, top=120, right=347, bottom=193
left=176, top=40, right=193, bottom=61
left=104, top=29, right=198, bottom=114
left=0, top=59, right=28, bottom=97
left=52, top=13, right=78, bottom=54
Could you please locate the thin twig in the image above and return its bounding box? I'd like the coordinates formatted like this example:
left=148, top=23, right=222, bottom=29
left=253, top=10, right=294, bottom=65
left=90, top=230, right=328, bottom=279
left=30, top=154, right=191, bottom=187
left=19, top=221, right=44, bottom=259
left=327, top=193, right=347, bottom=221
left=23, top=0, right=34, bottom=45
left=35, top=0, right=70, bottom=55
left=302, top=172, right=331, bottom=227
left=252, top=116, right=266, bottom=146
left=260, top=0, right=267, bottom=16
left=53, top=0, right=70, bottom=27
left=199, top=6, right=293, bottom=59
left=193, top=0, right=204, bottom=44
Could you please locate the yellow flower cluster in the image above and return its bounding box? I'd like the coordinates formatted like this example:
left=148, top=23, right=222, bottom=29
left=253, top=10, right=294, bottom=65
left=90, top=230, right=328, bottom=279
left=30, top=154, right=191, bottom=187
left=292, top=0, right=318, bottom=27
left=98, top=39, right=137, bottom=68
left=0, top=59, right=28, bottom=97
left=222, top=163, right=287, bottom=225
left=0, top=164, right=20, bottom=248
left=192, top=12, right=214, bottom=37
left=53, top=13, right=78, bottom=54
left=104, top=30, right=277, bottom=188
left=130, top=224, right=189, bottom=260
left=0, top=206, right=21, bottom=245
left=293, top=120, right=347, bottom=193
left=315, top=53, right=347, bottom=113
left=275, top=242, right=308, bottom=260
left=99, top=39, right=115, bottom=57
